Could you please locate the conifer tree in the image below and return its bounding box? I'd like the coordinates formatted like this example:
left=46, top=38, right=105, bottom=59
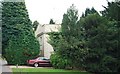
left=49, top=19, right=55, bottom=24
left=33, top=20, right=39, bottom=31
left=2, top=0, right=40, bottom=64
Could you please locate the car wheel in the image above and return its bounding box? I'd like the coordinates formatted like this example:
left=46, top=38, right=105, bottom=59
left=34, top=63, right=38, bottom=67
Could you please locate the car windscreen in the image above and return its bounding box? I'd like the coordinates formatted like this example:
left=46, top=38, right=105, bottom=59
left=38, top=57, right=49, bottom=60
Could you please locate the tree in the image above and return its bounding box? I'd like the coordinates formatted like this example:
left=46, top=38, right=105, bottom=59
left=62, top=4, right=79, bottom=37
left=5, top=30, right=40, bottom=64
left=101, top=1, right=120, bottom=72
left=49, top=2, right=119, bottom=72
left=78, top=1, right=119, bottom=72
left=81, top=7, right=98, bottom=17
left=80, top=13, right=110, bottom=72
left=61, top=4, right=79, bottom=56
left=2, top=0, right=40, bottom=64
left=50, top=4, right=82, bottom=69
left=48, top=32, right=62, bottom=51
left=32, top=20, right=39, bottom=31
left=49, top=19, right=55, bottom=24
left=101, top=1, right=120, bottom=22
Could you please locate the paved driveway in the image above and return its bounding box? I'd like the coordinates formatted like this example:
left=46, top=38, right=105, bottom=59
left=0, top=59, right=12, bottom=74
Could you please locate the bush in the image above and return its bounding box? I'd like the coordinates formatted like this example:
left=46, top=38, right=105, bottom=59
left=50, top=53, right=71, bottom=69
left=5, top=32, right=40, bottom=65
left=84, top=55, right=118, bottom=72
left=100, top=56, right=118, bottom=72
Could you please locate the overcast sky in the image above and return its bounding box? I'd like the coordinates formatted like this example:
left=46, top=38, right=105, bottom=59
left=25, top=0, right=113, bottom=24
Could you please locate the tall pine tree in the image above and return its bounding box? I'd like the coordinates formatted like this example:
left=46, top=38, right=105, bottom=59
left=2, top=0, right=40, bottom=64
left=101, top=1, right=120, bottom=71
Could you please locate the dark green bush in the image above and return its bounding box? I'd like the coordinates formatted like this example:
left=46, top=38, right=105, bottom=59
left=84, top=55, right=118, bottom=72
left=100, top=56, right=118, bottom=72
left=50, top=53, right=71, bottom=69
left=5, top=32, right=40, bottom=65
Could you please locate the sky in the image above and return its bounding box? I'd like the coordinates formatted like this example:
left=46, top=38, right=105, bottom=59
left=25, top=0, right=113, bottom=24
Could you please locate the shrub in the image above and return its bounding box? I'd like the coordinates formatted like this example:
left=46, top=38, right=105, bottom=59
left=5, top=32, right=40, bottom=65
left=100, top=56, right=118, bottom=72
left=50, top=53, right=71, bottom=69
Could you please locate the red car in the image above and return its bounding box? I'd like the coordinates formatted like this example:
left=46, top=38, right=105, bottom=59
left=27, top=57, right=52, bottom=67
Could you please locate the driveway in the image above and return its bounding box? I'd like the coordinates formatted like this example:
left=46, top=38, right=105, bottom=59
left=0, top=58, right=52, bottom=73
left=9, top=65, right=53, bottom=69
left=0, top=58, right=12, bottom=74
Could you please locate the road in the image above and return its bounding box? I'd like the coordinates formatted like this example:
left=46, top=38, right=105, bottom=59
left=0, top=58, right=12, bottom=74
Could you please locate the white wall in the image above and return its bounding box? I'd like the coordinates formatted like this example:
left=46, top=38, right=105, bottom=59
left=35, top=24, right=61, bottom=59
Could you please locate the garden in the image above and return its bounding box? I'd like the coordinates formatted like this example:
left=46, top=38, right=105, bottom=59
left=1, top=0, right=120, bottom=73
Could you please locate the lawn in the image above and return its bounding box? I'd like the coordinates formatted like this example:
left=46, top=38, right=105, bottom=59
left=12, top=68, right=91, bottom=74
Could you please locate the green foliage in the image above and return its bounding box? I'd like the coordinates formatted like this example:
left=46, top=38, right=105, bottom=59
left=79, top=12, right=119, bottom=72
left=49, top=19, right=55, bottom=24
left=49, top=4, right=84, bottom=69
left=61, top=4, right=79, bottom=37
left=49, top=1, right=119, bottom=73
left=79, top=14, right=106, bottom=72
left=101, top=1, right=120, bottom=72
left=50, top=53, right=71, bottom=69
left=2, top=1, right=40, bottom=64
left=32, top=20, right=39, bottom=31
left=100, top=56, right=118, bottom=72
left=48, top=32, right=62, bottom=51
left=101, top=1, right=120, bottom=22
left=5, top=31, right=40, bottom=65
left=2, top=1, right=32, bottom=57
left=82, top=7, right=99, bottom=18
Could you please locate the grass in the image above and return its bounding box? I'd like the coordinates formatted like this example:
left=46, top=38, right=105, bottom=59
left=12, top=68, right=90, bottom=74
